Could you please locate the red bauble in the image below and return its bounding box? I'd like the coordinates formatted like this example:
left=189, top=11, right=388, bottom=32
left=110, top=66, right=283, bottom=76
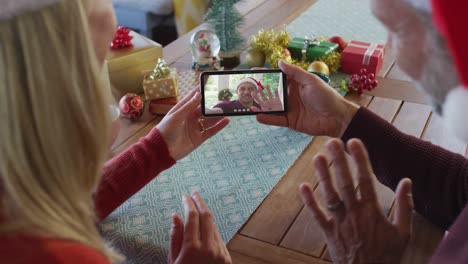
left=328, top=36, right=347, bottom=52
left=119, top=93, right=144, bottom=120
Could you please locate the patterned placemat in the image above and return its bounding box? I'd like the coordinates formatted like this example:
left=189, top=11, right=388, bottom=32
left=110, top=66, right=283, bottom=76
left=101, top=117, right=312, bottom=263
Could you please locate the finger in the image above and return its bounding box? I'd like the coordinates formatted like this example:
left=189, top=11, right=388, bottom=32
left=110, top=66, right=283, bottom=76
left=191, top=192, right=215, bottom=243
left=314, top=154, right=343, bottom=212
left=251, top=91, right=262, bottom=104
left=266, top=85, right=274, bottom=99
left=250, top=106, right=261, bottom=112
left=327, top=139, right=357, bottom=208
left=347, top=139, right=377, bottom=202
left=256, top=114, right=288, bottom=127
left=299, top=183, right=331, bottom=230
left=167, top=86, right=198, bottom=114
left=392, top=178, right=414, bottom=240
left=170, top=91, right=201, bottom=118
left=274, top=88, right=280, bottom=99
left=168, top=213, right=184, bottom=263
left=182, top=194, right=200, bottom=243
left=279, top=60, right=319, bottom=84
left=259, top=90, right=268, bottom=102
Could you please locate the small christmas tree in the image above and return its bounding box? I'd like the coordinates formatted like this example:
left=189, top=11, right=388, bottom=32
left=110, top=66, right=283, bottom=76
left=204, top=0, right=245, bottom=58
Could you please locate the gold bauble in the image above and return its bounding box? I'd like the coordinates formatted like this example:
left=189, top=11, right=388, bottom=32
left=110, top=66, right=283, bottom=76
left=308, top=61, right=330, bottom=77
left=245, top=49, right=266, bottom=68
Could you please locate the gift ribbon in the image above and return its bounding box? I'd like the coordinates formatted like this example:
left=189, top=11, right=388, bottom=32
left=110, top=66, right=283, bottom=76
left=147, top=58, right=171, bottom=80
left=301, top=36, right=324, bottom=61
left=347, top=42, right=384, bottom=66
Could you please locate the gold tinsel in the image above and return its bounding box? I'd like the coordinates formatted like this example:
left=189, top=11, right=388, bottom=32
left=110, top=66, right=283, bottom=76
left=318, top=51, right=341, bottom=73
left=250, top=29, right=292, bottom=68
left=250, top=30, right=342, bottom=71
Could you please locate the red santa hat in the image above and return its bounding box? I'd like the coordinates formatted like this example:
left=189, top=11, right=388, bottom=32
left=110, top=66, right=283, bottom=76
left=0, top=0, right=61, bottom=20
left=431, top=0, right=468, bottom=141
left=236, top=77, right=264, bottom=91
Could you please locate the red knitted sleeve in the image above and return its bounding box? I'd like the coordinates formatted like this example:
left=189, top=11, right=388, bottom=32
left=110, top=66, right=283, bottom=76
left=94, top=128, right=176, bottom=220
left=342, top=107, right=468, bottom=229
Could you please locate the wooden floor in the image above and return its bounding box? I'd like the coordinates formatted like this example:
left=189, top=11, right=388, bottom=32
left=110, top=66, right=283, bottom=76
left=110, top=1, right=464, bottom=263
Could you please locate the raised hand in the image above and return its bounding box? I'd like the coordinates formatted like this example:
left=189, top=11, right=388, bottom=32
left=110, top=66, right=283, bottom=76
left=256, top=61, right=359, bottom=138
left=250, top=85, right=284, bottom=112
left=300, top=139, right=414, bottom=263
left=156, top=87, right=230, bottom=160
left=168, top=192, right=232, bottom=264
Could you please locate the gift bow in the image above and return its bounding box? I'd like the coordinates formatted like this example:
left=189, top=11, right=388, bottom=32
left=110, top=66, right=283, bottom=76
left=147, top=58, right=171, bottom=80
left=301, top=36, right=323, bottom=61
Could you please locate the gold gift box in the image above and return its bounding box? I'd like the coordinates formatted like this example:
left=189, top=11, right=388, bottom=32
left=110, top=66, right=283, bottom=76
left=142, top=68, right=178, bottom=100
left=106, top=31, right=163, bottom=95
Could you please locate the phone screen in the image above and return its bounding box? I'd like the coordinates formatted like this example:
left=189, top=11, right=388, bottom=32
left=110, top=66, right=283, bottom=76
left=200, top=69, right=288, bottom=116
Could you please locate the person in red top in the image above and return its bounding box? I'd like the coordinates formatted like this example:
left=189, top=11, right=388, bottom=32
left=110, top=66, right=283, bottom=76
left=0, top=0, right=231, bottom=263
left=254, top=0, right=468, bottom=263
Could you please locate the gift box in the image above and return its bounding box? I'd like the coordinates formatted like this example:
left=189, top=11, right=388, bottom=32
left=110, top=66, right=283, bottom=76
left=142, top=59, right=178, bottom=100
left=106, top=31, right=163, bottom=95
left=341, top=40, right=385, bottom=75
left=288, top=37, right=338, bottom=62
left=148, top=96, right=181, bottom=115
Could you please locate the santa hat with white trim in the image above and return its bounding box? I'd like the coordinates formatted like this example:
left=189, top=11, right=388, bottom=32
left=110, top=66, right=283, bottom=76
left=430, top=0, right=468, bottom=142
left=236, top=77, right=264, bottom=91
left=0, top=0, right=61, bottom=21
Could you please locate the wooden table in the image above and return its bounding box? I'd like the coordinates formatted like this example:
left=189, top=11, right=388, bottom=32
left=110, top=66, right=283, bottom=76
left=110, top=1, right=464, bottom=263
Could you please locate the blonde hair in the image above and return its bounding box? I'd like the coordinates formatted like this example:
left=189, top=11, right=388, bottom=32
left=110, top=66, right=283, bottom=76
left=0, top=0, right=122, bottom=262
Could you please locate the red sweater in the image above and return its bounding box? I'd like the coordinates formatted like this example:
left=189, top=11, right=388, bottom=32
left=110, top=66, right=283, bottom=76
left=0, top=128, right=176, bottom=263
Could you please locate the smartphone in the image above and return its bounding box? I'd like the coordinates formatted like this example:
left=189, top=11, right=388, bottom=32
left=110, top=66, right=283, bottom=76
left=200, top=69, right=288, bottom=116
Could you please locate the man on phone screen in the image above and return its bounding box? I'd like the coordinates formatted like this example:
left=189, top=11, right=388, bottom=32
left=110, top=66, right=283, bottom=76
left=212, top=78, right=262, bottom=114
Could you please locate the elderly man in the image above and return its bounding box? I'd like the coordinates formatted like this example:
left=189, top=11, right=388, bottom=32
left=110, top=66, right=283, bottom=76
left=255, top=0, right=468, bottom=263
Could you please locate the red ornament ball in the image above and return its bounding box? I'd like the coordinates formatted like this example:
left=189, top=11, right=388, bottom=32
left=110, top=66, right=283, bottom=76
left=119, top=93, right=144, bottom=120
left=328, top=36, right=347, bottom=52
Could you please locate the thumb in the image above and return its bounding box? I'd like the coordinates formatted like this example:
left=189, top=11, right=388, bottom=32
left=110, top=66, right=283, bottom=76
left=168, top=213, right=184, bottom=263
left=392, top=178, right=414, bottom=240
left=279, top=60, right=320, bottom=84
left=172, top=92, right=201, bottom=118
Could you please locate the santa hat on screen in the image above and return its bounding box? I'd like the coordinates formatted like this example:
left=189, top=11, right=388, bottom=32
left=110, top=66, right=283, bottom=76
left=236, top=77, right=265, bottom=91
left=0, top=0, right=60, bottom=20
left=431, top=0, right=468, bottom=142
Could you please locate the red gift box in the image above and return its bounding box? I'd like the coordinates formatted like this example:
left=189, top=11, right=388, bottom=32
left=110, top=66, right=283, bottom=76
left=148, top=96, right=181, bottom=115
left=341, top=40, right=385, bottom=75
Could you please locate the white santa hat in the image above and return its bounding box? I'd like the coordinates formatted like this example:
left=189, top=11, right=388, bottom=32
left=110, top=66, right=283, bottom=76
left=430, top=0, right=468, bottom=142
left=1, top=0, right=61, bottom=21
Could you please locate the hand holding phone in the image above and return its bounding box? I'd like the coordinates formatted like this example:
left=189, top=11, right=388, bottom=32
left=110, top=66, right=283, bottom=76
left=200, top=69, right=288, bottom=116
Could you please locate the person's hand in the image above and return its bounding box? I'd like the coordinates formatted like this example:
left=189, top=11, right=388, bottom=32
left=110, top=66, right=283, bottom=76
left=370, top=0, right=426, bottom=80
left=256, top=61, right=359, bottom=138
left=156, top=87, right=230, bottom=160
left=250, top=85, right=284, bottom=112
left=168, top=192, right=232, bottom=264
left=300, top=138, right=413, bottom=263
